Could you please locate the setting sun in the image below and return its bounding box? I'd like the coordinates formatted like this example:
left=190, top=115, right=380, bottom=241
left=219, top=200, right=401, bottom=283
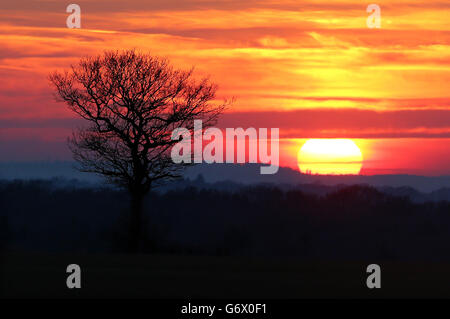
left=298, top=139, right=363, bottom=175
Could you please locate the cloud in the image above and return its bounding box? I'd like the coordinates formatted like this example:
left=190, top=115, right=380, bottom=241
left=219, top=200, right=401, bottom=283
left=218, top=108, right=450, bottom=138
left=2, top=108, right=450, bottom=139
left=0, top=0, right=449, bottom=173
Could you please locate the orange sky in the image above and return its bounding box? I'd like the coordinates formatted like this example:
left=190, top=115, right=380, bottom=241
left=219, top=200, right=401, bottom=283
left=0, top=0, right=449, bottom=175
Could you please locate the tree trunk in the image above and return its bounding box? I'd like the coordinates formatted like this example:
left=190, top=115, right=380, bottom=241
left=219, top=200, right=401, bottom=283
left=128, top=192, right=144, bottom=253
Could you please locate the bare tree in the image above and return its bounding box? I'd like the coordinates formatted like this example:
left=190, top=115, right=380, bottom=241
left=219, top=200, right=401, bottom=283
left=49, top=50, right=227, bottom=252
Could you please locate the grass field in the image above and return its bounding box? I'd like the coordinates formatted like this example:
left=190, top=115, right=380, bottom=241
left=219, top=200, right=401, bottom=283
left=1, top=253, right=449, bottom=299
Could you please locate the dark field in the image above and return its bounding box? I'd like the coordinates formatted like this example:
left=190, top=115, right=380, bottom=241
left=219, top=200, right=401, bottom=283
left=1, top=180, right=450, bottom=298
left=1, top=253, right=450, bottom=298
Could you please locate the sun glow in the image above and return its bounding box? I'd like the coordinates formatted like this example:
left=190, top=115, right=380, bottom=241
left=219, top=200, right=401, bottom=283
left=298, top=139, right=363, bottom=175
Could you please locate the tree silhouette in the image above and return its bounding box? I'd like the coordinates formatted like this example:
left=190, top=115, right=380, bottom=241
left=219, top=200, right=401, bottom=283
left=49, top=50, right=227, bottom=252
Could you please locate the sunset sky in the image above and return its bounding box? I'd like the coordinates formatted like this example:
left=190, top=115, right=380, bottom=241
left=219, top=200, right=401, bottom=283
left=0, top=0, right=449, bottom=175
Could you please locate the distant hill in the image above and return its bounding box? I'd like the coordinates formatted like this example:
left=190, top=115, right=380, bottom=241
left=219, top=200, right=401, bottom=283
left=0, top=161, right=101, bottom=183
left=2, top=166, right=450, bottom=203
left=1, top=161, right=450, bottom=193
left=185, top=163, right=450, bottom=193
